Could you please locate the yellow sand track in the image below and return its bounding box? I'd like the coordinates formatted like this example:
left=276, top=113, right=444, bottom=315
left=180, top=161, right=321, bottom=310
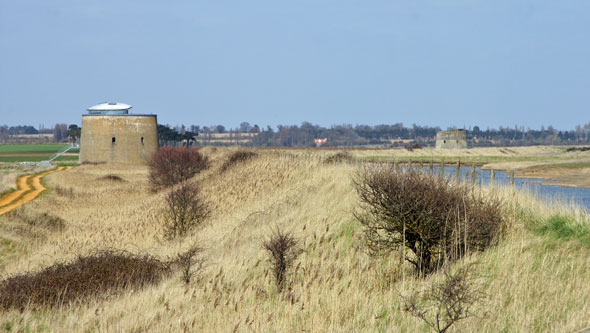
left=0, top=166, right=73, bottom=215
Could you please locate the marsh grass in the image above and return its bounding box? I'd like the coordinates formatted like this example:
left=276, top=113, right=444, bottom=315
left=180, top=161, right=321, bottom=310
left=533, top=215, right=590, bottom=245
left=0, top=148, right=588, bottom=331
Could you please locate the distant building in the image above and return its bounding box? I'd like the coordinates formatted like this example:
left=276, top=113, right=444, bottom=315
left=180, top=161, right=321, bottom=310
left=436, top=129, right=467, bottom=149
left=80, top=103, right=158, bottom=164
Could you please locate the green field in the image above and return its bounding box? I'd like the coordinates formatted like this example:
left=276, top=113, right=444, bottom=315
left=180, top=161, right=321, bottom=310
left=0, top=155, right=79, bottom=163
left=0, top=144, right=79, bottom=163
left=0, top=144, right=78, bottom=154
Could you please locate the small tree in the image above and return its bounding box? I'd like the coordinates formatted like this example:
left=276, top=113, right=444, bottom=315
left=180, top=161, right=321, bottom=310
left=175, top=245, right=204, bottom=284
left=66, top=124, right=81, bottom=144
left=162, top=183, right=210, bottom=239
left=402, top=264, right=485, bottom=333
left=262, top=228, right=300, bottom=292
left=148, top=146, right=208, bottom=191
left=355, top=167, right=504, bottom=275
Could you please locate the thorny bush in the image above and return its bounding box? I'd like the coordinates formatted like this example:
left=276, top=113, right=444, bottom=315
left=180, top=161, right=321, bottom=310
left=220, top=150, right=257, bottom=172
left=324, top=151, right=354, bottom=164
left=355, top=166, right=505, bottom=275
left=402, top=264, right=486, bottom=333
left=263, top=228, right=300, bottom=293
left=148, top=146, right=208, bottom=191
left=0, top=250, right=171, bottom=310
left=162, top=182, right=210, bottom=239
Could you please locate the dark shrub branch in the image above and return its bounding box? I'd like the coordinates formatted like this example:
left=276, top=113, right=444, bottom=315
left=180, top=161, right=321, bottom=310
left=355, top=166, right=504, bottom=275
left=162, top=183, right=210, bottom=240
left=262, top=228, right=300, bottom=292
left=402, top=264, right=486, bottom=333
left=148, top=146, right=208, bottom=191
left=220, top=151, right=257, bottom=172
left=0, top=250, right=171, bottom=310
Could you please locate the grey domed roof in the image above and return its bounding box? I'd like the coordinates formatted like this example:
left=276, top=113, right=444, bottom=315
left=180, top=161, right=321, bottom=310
left=87, top=102, right=132, bottom=114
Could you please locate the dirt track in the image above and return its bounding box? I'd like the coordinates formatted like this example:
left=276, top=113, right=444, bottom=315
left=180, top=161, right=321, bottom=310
left=0, top=166, right=73, bottom=215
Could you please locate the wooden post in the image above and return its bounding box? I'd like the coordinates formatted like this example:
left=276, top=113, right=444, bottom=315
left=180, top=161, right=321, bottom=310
left=394, top=160, right=398, bottom=171
left=440, top=162, right=444, bottom=177
left=471, top=164, right=476, bottom=184
left=429, top=161, right=434, bottom=174
left=420, top=161, right=424, bottom=172
left=456, top=161, right=461, bottom=182
left=490, top=169, right=495, bottom=187
left=510, top=170, right=515, bottom=185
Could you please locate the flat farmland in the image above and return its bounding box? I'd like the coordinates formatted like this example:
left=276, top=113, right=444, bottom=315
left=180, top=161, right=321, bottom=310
left=0, top=144, right=79, bottom=163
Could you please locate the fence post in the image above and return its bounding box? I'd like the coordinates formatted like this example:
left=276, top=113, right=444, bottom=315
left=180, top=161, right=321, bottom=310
left=510, top=170, right=515, bottom=185
left=490, top=169, right=495, bottom=187
left=471, top=164, right=476, bottom=184
left=440, top=162, right=444, bottom=178
left=456, top=160, right=461, bottom=182
left=430, top=161, right=434, bottom=175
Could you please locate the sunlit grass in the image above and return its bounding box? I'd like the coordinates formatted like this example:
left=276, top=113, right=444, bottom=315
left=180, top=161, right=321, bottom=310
left=0, top=147, right=588, bottom=331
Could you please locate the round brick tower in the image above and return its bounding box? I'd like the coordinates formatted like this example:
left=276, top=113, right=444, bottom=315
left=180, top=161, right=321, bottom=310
left=80, top=102, right=158, bottom=164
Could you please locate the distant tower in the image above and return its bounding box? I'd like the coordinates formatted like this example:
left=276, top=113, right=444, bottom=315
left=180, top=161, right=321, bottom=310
left=80, top=102, right=158, bottom=164
left=436, top=129, right=467, bottom=149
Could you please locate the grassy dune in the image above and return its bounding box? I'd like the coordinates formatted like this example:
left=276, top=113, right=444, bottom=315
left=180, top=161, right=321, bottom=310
left=0, top=147, right=589, bottom=331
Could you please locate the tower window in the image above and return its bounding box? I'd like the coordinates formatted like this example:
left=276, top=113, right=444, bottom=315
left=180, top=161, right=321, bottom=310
left=141, top=137, right=144, bottom=144
left=112, top=137, right=116, bottom=144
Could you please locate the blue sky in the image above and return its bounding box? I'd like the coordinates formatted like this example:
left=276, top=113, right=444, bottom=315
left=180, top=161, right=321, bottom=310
left=1, top=1, right=589, bottom=130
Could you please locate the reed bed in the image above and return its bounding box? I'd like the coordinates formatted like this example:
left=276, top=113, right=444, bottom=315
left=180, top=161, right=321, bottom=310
left=0, top=147, right=588, bottom=331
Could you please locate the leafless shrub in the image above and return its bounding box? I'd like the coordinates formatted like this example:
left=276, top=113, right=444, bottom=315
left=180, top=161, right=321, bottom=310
left=173, top=245, right=205, bottom=284
left=262, top=228, right=300, bottom=292
left=324, top=152, right=353, bottom=164
left=54, top=185, right=75, bottom=198
left=220, top=151, right=257, bottom=172
left=355, top=167, right=504, bottom=275
left=404, top=143, right=422, bottom=151
left=402, top=264, right=486, bottom=333
left=0, top=250, right=171, bottom=310
left=148, top=146, right=209, bottom=191
left=99, top=174, right=125, bottom=182
left=162, top=183, right=210, bottom=240
left=6, top=209, right=66, bottom=232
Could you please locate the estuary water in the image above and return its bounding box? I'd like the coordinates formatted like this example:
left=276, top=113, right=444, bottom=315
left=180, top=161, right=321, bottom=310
left=419, top=165, right=590, bottom=209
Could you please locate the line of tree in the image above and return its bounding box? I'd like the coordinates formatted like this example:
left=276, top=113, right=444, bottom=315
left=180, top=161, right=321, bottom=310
left=3, top=122, right=590, bottom=147
left=174, top=122, right=590, bottom=147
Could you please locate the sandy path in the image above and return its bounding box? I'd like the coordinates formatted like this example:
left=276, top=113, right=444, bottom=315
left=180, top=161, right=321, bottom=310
left=0, top=166, right=73, bottom=215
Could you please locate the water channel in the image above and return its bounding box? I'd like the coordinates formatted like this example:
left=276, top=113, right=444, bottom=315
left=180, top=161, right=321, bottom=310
left=409, top=165, right=590, bottom=209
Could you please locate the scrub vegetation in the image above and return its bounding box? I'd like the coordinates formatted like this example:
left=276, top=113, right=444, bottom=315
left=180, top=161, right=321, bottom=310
left=0, top=147, right=588, bottom=331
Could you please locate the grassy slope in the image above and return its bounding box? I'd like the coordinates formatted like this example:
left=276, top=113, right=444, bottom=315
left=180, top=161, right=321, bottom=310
left=0, top=148, right=589, bottom=331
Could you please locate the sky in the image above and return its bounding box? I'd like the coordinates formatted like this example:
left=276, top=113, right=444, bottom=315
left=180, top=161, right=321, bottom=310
left=1, top=0, right=589, bottom=130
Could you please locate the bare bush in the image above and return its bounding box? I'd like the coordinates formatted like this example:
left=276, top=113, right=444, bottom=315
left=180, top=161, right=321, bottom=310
left=162, top=183, right=210, bottom=240
left=324, top=151, right=353, bottom=164
left=0, top=250, right=170, bottom=310
left=402, top=264, right=485, bottom=333
left=54, top=186, right=75, bottom=198
left=148, top=146, right=209, bottom=191
left=6, top=209, right=66, bottom=232
left=99, top=174, right=125, bottom=182
left=355, top=167, right=504, bottom=275
left=173, top=245, right=205, bottom=284
left=262, top=228, right=300, bottom=292
left=220, top=151, right=257, bottom=172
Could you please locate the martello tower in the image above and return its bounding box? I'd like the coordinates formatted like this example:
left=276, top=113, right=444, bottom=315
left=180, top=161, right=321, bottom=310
left=79, top=102, right=158, bottom=164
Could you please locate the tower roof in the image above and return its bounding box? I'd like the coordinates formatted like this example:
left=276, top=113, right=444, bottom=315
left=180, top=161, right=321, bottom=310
left=87, top=102, right=132, bottom=115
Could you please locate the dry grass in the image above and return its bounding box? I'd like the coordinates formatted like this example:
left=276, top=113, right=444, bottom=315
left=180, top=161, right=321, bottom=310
left=0, top=148, right=588, bottom=331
